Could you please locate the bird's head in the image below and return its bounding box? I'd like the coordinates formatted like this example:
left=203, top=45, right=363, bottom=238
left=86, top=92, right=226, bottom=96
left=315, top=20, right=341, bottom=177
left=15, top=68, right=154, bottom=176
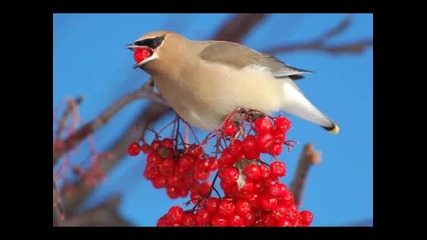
left=127, top=31, right=186, bottom=71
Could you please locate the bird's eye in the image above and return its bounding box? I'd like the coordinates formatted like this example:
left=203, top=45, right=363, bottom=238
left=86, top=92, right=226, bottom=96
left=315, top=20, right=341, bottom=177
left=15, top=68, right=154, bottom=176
left=152, top=37, right=164, bottom=48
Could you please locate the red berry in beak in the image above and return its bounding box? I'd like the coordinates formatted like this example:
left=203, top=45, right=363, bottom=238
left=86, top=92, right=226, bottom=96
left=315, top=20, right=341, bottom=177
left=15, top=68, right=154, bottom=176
left=133, top=48, right=153, bottom=63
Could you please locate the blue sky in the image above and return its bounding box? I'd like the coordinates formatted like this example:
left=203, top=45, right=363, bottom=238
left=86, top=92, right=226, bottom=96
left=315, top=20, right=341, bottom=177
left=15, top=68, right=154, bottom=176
left=53, top=14, right=373, bottom=226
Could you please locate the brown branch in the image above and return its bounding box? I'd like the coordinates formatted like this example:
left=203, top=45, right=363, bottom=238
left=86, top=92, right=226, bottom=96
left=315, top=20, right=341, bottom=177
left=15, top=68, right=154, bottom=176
left=53, top=178, right=64, bottom=226
left=212, top=14, right=267, bottom=42
left=52, top=79, right=168, bottom=164
left=59, top=196, right=130, bottom=226
left=61, top=102, right=172, bottom=216
left=265, top=39, right=373, bottom=55
left=264, top=15, right=372, bottom=55
left=317, top=15, right=352, bottom=41
left=54, top=96, right=83, bottom=140
left=289, top=143, right=321, bottom=205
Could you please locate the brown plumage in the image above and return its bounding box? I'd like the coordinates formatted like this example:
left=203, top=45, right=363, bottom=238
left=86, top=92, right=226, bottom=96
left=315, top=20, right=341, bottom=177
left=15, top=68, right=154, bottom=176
left=127, top=31, right=339, bottom=134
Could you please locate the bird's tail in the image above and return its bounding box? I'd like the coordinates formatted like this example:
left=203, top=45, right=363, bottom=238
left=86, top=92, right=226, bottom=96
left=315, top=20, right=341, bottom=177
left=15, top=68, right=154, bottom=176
left=280, top=79, right=339, bottom=134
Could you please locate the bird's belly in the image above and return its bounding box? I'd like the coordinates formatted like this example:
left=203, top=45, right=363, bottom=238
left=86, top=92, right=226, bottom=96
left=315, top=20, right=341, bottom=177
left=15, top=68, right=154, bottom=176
left=153, top=64, right=283, bottom=131
left=154, top=79, right=223, bottom=130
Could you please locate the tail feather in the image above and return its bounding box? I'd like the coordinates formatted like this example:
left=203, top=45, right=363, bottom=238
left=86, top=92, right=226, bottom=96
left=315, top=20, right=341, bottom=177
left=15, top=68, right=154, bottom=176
left=281, top=79, right=339, bottom=134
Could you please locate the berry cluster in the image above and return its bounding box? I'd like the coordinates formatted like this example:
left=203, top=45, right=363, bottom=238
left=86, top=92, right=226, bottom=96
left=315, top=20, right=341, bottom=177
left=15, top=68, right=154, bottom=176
left=128, top=138, right=217, bottom=199
left=128, top=111, right=313, bottom=227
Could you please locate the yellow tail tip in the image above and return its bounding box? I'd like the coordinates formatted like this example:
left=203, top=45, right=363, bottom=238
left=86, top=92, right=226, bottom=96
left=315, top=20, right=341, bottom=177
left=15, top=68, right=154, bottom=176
left=329, top=124, right=340, bottom=135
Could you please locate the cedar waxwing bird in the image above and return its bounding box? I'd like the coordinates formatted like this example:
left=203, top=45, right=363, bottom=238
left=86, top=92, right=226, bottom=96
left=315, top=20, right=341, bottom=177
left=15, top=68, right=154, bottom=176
left=127, top=31, right=339, bottom=134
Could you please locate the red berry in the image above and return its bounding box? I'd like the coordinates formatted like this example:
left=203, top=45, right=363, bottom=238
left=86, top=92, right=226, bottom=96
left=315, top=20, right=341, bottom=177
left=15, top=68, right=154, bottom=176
left=218, top=199, right=235, bottom=217
left=239, top=181, right=254, bottom=194
left=219, top=167, right=239, bottom=184
left=150, top=139, right=161, bottom=150
left=260, top=196, right=278, bottom=211
left=198, top=182, right=211, bottom=195
left=178, top=155, right=193, bottom=171
left=195, top=208, right=211, bottom=226
left=152, top=175, right=166, bottom=188
left=243, top=193, right=260, bottom=208
left=266, top=182, right=281, bottom=197
left=270, top=161, right=286, bottom=177
left=188, top=145, right=204, bottom=158
left=261, top=213, right=276, bottom=226
left=256, top=133, right=274, bottom=153
left=272, top=128, right=286, bottom=142
left=140, top=143, right=151, bottom=154
left=159, top=158, right=175, bottom=177
left=253, top=181, right=265, bottom=194
left=207, top=157, right=218, bottom=171
left=143, top=165, right=159, bottom=180
left=286, top=205, right=299, bottom=221
left=242, top=212, right=255, bottom=226
left=211, top=214, right=228, bottom=227
left=161, top=138, right=174, bottom=149
left=300, top=210, right=313, bottom=226
left=228, top=214, right=245, bottom=226
left=190, top=192, right=202, bottom=204
left=193, top=170, right=209, bottom=180
left=228, top=139, right=243, bottom=158
left=156, top=215, right=169, bottom=226
left=258, top=164, right=271, bottom=179
left=282, top=190, right=295, bottom=205
left=166, top=186, right=180, bottom=199
left=235, top=200, right=251, bottom=216
left=166, top=174, right=180, bottom=187
left=242, top=135, right=260, bottom=159
left=127, top=142, right=141, bottom=156
left=168, top=206, right=184, bottom=223
left=219, top=180, right=237, bottom=195
left=269, top=143, right=283, bottom=155
left=223, top=121, right=237, bottom=136
left=133, top=48, right=152, bottom=63
left=272, top=204, right=287, bottom=221
left=254, top=117, right=273, bottom=135
left=193, top=158, right=209, bottom=173
left=205, top=198, right=221, bottom=213
left=277, top=218, right=292, bottom=227
left=274, top=116, right=291, bottom=132
left=181, top=212, right=197, bottom=226
left=218, top=149, right=236, bottom=166
left=244, top=164, right=261, bottom=181
left=146, top=151, right=161, bottom=164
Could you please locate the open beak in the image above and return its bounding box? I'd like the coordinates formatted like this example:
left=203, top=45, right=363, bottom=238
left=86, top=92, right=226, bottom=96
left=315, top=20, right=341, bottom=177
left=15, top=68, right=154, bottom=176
left=126, top=44, right=155, bottom=69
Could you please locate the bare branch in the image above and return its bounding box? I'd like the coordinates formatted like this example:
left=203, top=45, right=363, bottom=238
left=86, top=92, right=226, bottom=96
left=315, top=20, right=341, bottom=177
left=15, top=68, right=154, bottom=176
left=265, top=15, right=372, bottom=56
left=212, top=14, right=267, bottom=42
left=52, top=79, right=168, bottom=164
left=54, top=96, right=83, bottom=140
left=317, top=15, right=353, bottom=41
left=289, top=143, right=321, bottom=205
left=265, top=39, right=373, bottom=55
left=59, top=196, right=130, bottom=226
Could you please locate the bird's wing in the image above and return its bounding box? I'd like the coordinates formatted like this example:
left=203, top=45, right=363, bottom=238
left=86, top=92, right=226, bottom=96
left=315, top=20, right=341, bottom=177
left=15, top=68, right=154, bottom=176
left=199, top=41, right=311, bottom=80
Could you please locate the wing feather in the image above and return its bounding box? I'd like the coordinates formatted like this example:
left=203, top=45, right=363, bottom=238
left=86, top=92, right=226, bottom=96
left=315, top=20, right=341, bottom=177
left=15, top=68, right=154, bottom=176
left=199, top=42, right=311, bottom=80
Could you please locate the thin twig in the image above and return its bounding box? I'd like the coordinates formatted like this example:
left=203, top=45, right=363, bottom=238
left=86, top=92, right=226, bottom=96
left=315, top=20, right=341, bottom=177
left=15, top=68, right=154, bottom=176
left=213, top=14, right=267, bottom=42
left=265, top=15, right=372, bottom=56
left=55, top=96, right=83, bottom=140
left=289, top=143, right=321, bottom=206
left=52, top=80, right=168, bottom=164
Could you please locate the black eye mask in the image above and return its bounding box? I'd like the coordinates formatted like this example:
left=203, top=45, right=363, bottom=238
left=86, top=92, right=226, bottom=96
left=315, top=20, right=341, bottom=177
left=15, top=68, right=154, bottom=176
left=134, top=36, right=165, bottom=49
